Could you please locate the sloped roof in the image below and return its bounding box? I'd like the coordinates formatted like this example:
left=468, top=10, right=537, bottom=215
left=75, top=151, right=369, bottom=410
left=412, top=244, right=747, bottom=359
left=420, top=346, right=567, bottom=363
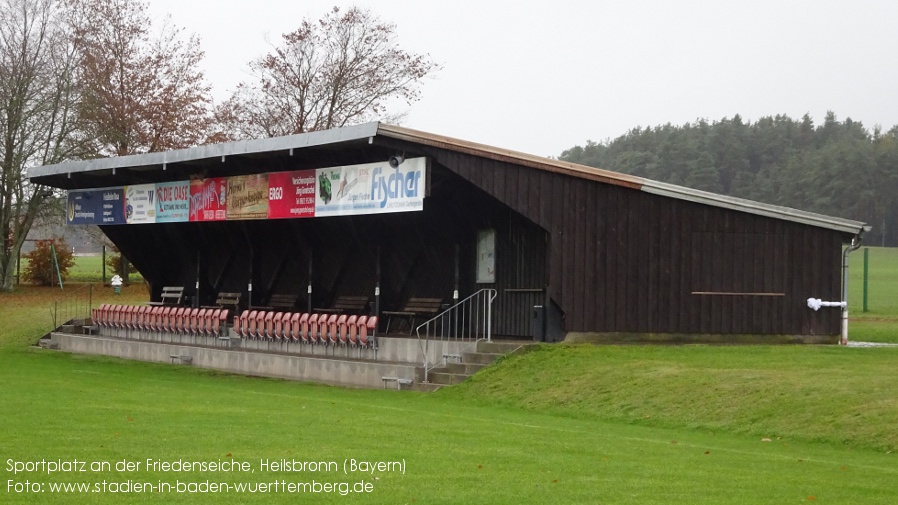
left=29, top=121, right=869, bottom=236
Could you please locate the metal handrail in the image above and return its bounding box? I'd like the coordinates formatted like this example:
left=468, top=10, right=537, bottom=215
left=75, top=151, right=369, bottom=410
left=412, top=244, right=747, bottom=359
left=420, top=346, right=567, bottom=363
left=415, top=289, right=497, bottom=382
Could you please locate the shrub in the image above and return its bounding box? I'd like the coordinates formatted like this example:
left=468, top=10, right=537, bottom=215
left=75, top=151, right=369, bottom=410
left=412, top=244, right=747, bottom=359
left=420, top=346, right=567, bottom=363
left=105, top=246, right=130, bottom=278
left=22, top=238, right=76, bottom=286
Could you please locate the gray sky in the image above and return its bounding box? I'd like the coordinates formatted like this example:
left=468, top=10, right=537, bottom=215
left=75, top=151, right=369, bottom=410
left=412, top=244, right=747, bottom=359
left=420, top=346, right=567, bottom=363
left=150, top=0, right=898, bottom=158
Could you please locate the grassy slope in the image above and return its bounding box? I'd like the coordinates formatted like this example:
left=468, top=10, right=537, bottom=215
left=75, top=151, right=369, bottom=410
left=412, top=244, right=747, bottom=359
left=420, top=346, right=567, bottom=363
left=442, top=344, right=898, bottom=452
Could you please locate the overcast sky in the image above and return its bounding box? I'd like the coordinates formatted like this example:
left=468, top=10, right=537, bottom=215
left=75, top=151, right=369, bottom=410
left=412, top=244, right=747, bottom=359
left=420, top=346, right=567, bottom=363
left=149, top=0, right=898, bottom=158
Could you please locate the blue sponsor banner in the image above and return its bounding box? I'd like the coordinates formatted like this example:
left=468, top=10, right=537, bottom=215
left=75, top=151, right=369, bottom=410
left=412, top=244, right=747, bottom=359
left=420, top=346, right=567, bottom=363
left=66, top=188, right=126, bottom=225
left=155, top=181, right=190, bottom=222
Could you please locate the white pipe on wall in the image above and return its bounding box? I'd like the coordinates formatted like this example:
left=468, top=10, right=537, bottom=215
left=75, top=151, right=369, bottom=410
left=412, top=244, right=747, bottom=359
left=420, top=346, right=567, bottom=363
left=839, top=236, right=863, bottom=345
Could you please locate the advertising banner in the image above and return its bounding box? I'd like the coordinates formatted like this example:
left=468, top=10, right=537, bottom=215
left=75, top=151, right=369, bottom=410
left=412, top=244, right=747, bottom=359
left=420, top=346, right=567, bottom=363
left=67, top=188, right=126, bottom=225
left=125, top=184, right=156, bottom=224
left=67, top=157, right=427, bottom=226
left=155, top=181, right=190, bottom=223
left=267, top=170, right=316, bottom=219
left=315, top=157, right=426, bottom=217
left=189, top=178, right=227, bottom=222
left=227, top=174, right=269, bottom=220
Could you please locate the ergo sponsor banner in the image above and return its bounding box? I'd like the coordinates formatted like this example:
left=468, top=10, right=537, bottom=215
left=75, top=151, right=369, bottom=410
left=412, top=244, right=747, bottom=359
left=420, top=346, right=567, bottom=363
left=189, top=178, right=228, bottom=222
left=65, top=158, right=426, bottom=225
left=155, top=181, right=190, bottom=223
left=267, top=170, right=316, bottom=219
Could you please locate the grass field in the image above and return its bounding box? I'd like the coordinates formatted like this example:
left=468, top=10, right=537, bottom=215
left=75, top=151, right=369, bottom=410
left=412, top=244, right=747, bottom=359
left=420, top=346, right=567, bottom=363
left=848, top=247, right=898, bottom=342
left=0, top=253, right=896, bottom=504
left=18, top=253, right=145, bottom=284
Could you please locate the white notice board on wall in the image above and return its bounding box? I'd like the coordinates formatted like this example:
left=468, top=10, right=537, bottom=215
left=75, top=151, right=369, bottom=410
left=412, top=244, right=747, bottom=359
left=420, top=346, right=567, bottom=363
left=476, top=229, right=495, bottom=283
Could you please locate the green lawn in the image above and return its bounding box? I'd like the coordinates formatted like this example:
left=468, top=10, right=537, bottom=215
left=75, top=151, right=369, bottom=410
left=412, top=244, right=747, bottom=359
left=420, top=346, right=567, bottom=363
left=847, top=247, right=898, bottom=342
left=1, top=283, right=897, bottom=504
left=1, top=342, right=896, bottom=504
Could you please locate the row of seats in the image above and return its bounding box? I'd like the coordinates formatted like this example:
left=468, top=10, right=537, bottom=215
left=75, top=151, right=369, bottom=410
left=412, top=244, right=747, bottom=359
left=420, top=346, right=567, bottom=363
left=92, top=304, right=229, bottom=338
left=233, top=311, right=378, bottom=349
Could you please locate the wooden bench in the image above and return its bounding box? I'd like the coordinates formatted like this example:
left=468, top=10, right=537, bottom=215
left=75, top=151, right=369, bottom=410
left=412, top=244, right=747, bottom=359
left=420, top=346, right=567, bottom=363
left=148, top=286, right=184, bottom=307
left=208, top=292, right=241, bottom=313
left=250, top=293, right=298, bottom=312
left=314, top=295, right=370, bottom=314
left=383, top=297, right=444, bottom=334
left=381, top=376, right=413, bottom=390
left=267, top=294, right=299, bottom=311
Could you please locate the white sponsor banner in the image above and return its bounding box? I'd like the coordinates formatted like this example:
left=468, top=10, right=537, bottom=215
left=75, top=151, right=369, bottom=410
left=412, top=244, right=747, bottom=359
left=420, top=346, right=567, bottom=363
left=315, top=157, right=426, bottom=217
left=125, top=184, right=156, bottom=224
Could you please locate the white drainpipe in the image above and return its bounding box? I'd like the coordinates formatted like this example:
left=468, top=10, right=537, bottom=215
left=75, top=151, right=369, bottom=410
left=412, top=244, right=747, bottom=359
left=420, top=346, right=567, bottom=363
left=839, top=236, right=863, bottom=345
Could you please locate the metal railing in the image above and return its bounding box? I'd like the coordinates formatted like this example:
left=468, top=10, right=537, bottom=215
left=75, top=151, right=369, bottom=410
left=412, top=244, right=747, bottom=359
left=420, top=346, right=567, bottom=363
left=415, top=289, right=497, bottom=382
left=49, top=284, right=94, bottom=331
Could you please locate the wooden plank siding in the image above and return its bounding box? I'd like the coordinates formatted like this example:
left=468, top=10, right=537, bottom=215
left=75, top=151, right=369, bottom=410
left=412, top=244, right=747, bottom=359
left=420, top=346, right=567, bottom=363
left=106, top=144, right=846, bottom=339
left=429, top=149, right=846, bottom=337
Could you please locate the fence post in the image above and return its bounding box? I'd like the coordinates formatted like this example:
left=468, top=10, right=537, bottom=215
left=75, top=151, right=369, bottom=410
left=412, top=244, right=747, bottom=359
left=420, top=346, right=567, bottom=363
left=864, top=247, right=870, bottom=312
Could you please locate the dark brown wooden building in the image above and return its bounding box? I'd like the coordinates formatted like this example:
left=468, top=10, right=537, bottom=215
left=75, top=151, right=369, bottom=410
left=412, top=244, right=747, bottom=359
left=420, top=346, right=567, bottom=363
left=30, top=123, right=868, bottom=342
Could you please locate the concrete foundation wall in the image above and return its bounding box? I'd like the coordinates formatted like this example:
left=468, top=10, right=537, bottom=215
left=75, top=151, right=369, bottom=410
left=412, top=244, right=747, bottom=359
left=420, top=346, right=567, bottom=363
left=50, top=330, right=471, bottom=389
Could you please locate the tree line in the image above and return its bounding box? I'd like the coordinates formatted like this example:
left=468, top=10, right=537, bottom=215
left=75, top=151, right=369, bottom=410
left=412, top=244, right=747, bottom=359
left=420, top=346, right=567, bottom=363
left=0, top=0, right=437, bottom=291
left=559, top=112, right=898, bottom=247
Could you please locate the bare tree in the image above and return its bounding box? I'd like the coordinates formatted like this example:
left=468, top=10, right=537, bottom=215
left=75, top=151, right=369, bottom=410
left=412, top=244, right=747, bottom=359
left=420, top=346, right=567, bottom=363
left=216, top=6, right=439, bottom=139
left=0, top=0, right=79, bottom=291
left=66, top=0, right=212, bottom=156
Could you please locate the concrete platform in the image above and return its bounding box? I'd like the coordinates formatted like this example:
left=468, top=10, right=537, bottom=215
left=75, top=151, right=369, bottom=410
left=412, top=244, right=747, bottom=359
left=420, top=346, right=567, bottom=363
left=47, top=330, right=469, bottom=389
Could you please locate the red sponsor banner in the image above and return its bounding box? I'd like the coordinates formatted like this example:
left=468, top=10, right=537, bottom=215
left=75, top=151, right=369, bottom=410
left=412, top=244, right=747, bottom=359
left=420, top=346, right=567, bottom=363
left=267, top=170, right=316, bottom=219
left=189, top=178, right=227, bottom=222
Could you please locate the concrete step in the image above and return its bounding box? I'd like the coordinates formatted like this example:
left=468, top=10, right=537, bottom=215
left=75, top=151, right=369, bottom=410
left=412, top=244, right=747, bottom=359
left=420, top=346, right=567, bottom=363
left=446, top=362, right=488, bottom=375
left=477, top=340, right=533, bottom=354
left=462, top=351, right=504, bottom=365
left=428, top=371, right=470, bottom=386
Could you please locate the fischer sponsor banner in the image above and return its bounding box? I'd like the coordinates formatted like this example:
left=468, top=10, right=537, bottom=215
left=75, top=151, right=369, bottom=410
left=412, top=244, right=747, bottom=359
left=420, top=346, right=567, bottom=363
left=315, top=157, right=426, bottom=217
left=189, top=178, right=227, bottom=222
left=267, top=170, right=316, bottom=219
left=155, top=181, right=190, bottom=223
left=227, top=173, right=269, bottom=220
left=67, top=187, right=126, bottom=225
left=125, top=184, right=156, bottom=224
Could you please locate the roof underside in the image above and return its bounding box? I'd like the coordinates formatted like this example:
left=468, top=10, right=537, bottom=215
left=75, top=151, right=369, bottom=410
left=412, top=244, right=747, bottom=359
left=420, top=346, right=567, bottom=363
left=28, top=122, right=868, bottom=237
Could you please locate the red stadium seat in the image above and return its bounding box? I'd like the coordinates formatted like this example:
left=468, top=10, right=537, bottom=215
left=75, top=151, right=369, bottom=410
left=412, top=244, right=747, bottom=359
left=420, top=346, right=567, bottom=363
left=214, top=309, right=228, bottom=338
left=234, top=310, right=251, bottom=339
left=298, top=313, right=312, bottom=344
left=268, top=312, right=282, bottom=341
left=194, top=309, right=206, bottom=335
left=173, top=308, right=186, bottom=334
left=317, top=314, right=333, bottom=346
left=346, top=315, right=359, bottom=346
left=248, top=311, right=263, bottom=340
left=306, top=314, right=320, bottom=344
left=161, top=307, right=173, bottom=333
left=325, top=314, right=338, bottom=346
left=359, top=315, right=377, bottom=348
left=257, top=312, right=274, bottom=340
left=287, top=313, right=302, bottom=342
left=336, top=315, right=348, bottom=346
